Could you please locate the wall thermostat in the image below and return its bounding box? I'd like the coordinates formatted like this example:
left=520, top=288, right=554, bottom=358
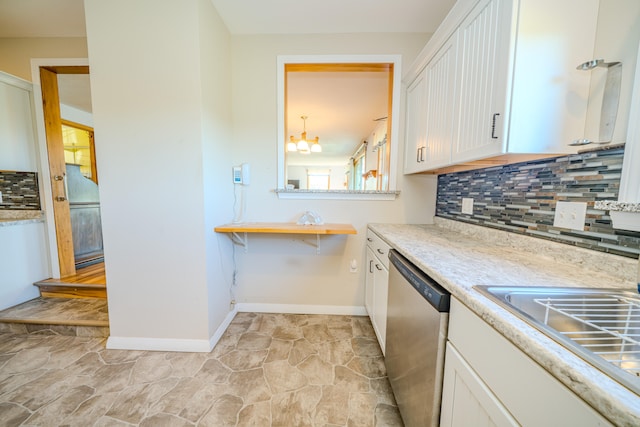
left=232, top=163, right=250, bottom=185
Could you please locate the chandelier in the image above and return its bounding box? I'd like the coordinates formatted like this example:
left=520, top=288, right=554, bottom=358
left=288, top=115, right=321, bottom=154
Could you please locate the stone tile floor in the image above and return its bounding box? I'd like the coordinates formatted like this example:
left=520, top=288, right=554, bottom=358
left=0, top=312, right=403, bottom=426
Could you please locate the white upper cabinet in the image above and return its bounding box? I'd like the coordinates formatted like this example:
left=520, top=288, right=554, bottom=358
left=404, top=67, right=428, bottom=174
left=403, top=0, right=599, bottom=173
left=0, top=72, right=37, bottom=172
left=452, top=0, right=511, bottom=163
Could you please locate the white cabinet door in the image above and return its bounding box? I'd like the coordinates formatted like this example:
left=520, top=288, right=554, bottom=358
left=441, top=343, right=518, bottom=427
left=404, top=34, right=458, bottom=174
left=404, top=68, right=428, bottom=174
left=365, top=246, right=375, bottom=317
left=423, top=33, right=458, bottom=170
left=452, top=0, right=512, bottom=163
left=372, top=260, right=388, bottom=352
left=365, top=228, right=390, bottom=353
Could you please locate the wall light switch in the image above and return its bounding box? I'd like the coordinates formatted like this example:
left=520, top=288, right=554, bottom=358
left=461, top=197, right=474, bottom=215
left=553, top=201, right=587, bottom=230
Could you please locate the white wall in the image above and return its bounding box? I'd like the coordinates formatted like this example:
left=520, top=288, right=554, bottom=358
left=230, top=33, right=438, bottom=311
left=287, top=165, right=347, bottom=190
left=60, top=104, right=93, bottom=128
left=84, top=0, right=233, bottom=350
left=197, top=0, right=236, bottom=341
left=0, top=72, right=49, bottom=310
left=584, top=0, right=640, bottom=143
left=0, top=37, right=87, bottom=81
left=0, top=223, right=48, bottom=310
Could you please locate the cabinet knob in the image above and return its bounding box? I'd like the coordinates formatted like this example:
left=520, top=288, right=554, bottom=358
left=375, top=264, right=383, bottom=271
left=377, top=248, right=385, bottom=255
left=367, top=238, right=373, bottom=242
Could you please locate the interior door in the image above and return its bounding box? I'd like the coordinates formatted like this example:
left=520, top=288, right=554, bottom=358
left=39, top=66, right=90, bottom=278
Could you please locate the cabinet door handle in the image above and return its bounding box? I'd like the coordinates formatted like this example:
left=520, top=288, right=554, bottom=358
left=416, top=147, right=421, bottom=163
left=369, top=260, right=374, bottom=273
left=376, top=248, right=385, bottom=255
left=491, top=113, right=501, bottom=139
left=420, top=146, right=425, bottom=162
left=375, top=264, right=383, bottom=271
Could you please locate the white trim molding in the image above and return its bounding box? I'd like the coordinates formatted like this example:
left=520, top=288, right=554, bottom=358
left=106, top=307, right=239, bottom=353
left=106, top=336, right=213, bottom=353
left=236, top=303, right=367, bottom=316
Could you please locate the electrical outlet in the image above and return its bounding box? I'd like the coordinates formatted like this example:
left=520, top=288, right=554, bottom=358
left=553, top=201, right=587, bottom=230
left=461, top=197, right=474, bottom=215
left=349, top=259, right=358, bottom=273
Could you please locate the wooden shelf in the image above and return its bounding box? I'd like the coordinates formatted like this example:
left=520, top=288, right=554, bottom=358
left=214, top=222, right=356, bottom=235
left=214, top=222, right=357, bottom=254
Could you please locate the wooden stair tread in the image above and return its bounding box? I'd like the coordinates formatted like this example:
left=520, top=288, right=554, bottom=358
left=34, top=280, right=106, bottom=289
left=33, top=261, right=107, bottom=299
left=0, top=317, right=108, bottom=327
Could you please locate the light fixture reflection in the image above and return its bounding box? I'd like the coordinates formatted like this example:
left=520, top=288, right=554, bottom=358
left=289, top=115, right=320, bottom=154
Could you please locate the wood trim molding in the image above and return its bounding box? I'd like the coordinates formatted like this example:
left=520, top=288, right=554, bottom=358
left=40, top=67, right=76, bottom=278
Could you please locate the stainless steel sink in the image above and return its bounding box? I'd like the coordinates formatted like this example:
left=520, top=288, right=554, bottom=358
left=474, top=286, right=640, bottom=395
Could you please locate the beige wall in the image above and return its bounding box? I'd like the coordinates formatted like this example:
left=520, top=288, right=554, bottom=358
left=229, top=33, right=438, bottom=310
left=85, top=0, right=234, bottom=350
left=0, top=37, right=88, bottom=81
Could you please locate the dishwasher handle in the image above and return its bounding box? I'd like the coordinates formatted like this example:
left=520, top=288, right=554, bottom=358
left=389, top=249, right=450, bottom=312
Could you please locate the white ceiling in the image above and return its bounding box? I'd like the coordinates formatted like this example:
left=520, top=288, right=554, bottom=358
left=0, top=0, right=455, bottom=37
left=210, top=0, right=456, bottom=35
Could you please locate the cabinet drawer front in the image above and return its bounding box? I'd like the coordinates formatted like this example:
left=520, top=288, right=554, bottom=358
left=366, top=228, right=391, bottom=269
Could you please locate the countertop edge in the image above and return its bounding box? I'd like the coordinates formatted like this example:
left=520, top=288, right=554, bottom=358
left=368, top=222, right=640, bottom=427
left=0, top=217, right=45, bottom=227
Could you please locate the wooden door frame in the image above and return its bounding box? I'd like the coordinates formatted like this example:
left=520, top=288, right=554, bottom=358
left=30, top=58, right=90, bottom=279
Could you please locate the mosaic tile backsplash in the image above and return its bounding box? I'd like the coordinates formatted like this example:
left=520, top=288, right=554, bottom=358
left=436, top=146, right=640, bottom=258
left=0, top=171, right=40, bottom=210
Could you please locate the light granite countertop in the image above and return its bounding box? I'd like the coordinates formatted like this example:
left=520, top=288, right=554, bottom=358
left=369, top=218, right=639, bottom=427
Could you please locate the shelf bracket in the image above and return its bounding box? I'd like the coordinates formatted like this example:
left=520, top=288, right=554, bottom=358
left=302, top=234, right=322, bottom=254
left=230, top=232, right=248, bottom=253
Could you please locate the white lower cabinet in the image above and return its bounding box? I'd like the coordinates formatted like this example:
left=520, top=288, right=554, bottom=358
left=365, top=228, right=390, bottom=353
left=441, top=298, right=612, bottom=427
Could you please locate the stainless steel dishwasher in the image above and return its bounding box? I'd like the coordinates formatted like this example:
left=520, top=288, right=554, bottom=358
left=386, top=249, right=450, bottom=427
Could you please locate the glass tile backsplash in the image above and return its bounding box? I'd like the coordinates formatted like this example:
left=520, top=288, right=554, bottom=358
left=436, top=146, right=640, bottom=258
left=0, top=171, right=40, bottom=210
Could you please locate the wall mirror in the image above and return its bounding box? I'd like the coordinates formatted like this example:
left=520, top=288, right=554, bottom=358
left=277, top=55, right=401, bottom=199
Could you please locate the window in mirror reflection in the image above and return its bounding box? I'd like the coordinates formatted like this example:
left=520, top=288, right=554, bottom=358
left=285, top=63, right=393, bottom=191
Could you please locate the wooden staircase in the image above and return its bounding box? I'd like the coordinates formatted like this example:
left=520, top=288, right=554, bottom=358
left=34, top=261, right=107, bottom=299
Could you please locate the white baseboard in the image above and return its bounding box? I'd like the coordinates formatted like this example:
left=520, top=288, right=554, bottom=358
left=105, top=304, right=365, bottom=352
left=236, top=303, right=367, bottom=316
left=106, top=336, right=213, bottom=353
left=106, top=307, right=240, bottom=353
left=208, top=306, right=238, bottom=349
